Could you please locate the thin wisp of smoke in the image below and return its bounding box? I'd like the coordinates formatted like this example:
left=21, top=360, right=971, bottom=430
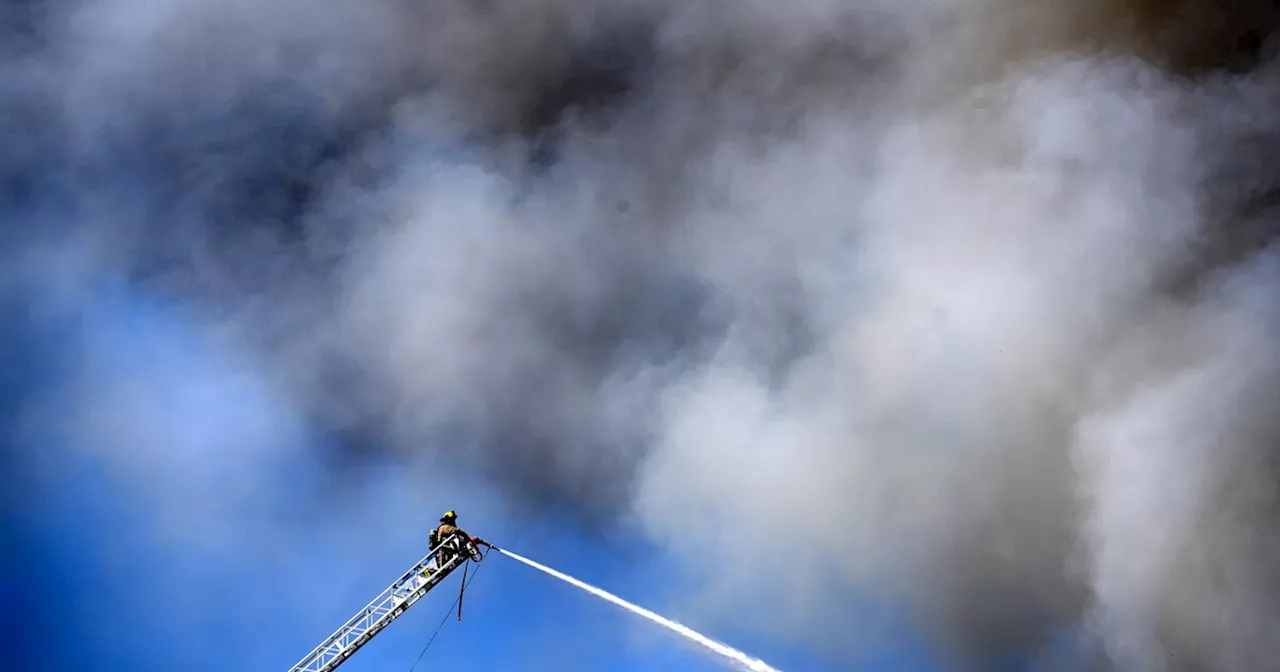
left=5, top=0, right=1280, bottom=670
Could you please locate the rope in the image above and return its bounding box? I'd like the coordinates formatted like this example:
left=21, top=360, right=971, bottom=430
left=406, top=551, right=488, bottom=672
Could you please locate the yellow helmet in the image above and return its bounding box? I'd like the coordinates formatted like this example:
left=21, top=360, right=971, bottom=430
left=440, top=510, right=457, bottom=522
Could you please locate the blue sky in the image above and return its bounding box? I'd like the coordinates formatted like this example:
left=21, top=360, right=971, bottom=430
left=7, top=1, right=1280, bottom=670
left=1, top=278, right=945, bottom=672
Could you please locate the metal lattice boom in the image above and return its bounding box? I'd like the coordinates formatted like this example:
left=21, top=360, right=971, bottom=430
left=286, top=534, right=474, bottom=672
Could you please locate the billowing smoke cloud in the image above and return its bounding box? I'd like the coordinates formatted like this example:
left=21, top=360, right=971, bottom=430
left=5, top=0, right=1280, bottom=670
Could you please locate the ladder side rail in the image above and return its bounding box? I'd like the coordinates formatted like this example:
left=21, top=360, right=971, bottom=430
left=311, top=552, right=467, bottom=672
left=287, top=538, right=456, bottom=672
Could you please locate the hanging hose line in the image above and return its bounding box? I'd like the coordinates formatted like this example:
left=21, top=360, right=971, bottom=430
left=405, top=549, right=488, bottom=672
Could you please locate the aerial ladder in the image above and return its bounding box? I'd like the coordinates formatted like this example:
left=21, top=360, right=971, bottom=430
left=286, top=531, right=491, bottom=672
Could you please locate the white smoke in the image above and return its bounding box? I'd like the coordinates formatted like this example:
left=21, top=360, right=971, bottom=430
left=8, top=0, right=1280, bottom=670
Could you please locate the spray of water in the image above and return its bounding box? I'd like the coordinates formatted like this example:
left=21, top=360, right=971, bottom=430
left=495, top=547, right=782, bottom=672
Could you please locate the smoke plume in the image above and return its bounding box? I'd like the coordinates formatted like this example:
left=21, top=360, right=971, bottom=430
left=5, top=0, right=1280, bottom=670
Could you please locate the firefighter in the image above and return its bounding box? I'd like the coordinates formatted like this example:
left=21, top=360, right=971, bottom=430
left=421, top=511, right=489, bottom=578
left=431, top=510, right=465, bottom=547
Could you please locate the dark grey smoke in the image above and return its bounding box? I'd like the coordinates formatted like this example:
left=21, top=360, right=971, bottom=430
left=5, top=0, right=1280, bottom=670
